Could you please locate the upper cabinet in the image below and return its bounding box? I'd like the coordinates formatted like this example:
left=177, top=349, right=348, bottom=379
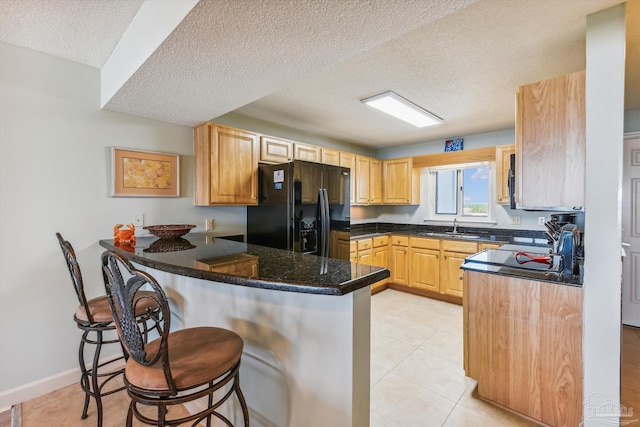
left=293, top=142, right=321, bottom=162
left=260, top=136, right=293, bottom=163
left=259, top=137, right=321, bottom=164
left=516, top=70, right=585, bottom=210
left=194, top=123, right=259, bottom=206
left=382, top=157, right=420, bottom=205
left=339, top=152, right=356, bottom=205
left=355, top=156, right=382, bottom=205
left=495, top=144, right=515, bottom=205
left=321, top=148, right=341, bottom=166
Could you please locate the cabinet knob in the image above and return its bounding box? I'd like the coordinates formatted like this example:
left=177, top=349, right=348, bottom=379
left=458, top=275, right=463, bottom=280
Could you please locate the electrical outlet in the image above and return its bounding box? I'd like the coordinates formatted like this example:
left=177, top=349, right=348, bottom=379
left=205, top=218, right=215, bottom=230
left=511, top=215, right=521, bottom=225
left=538, top=216, right=546, bottom=225
left=133, top=212, right=144, bottom=227
left=404, top=213, right=410, bottom=220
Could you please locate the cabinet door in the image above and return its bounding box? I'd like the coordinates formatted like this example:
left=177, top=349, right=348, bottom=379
left=441, top=252, right=466, bottom=297
left=194, top=124, right=259, bottom=205
left=516, top=70, right=585, bottom=209
left=340, top=152, right=356, bottom=205
left=495, top=145, right=515, bottom=204
left=369, top=158, right=382, bottom=204
left=409, top=248, right=440, bottom=292
left=391, top=245, right=409, bottom=286
left=383, top=157, right=412, bottom=204
left=372, top=246, right=389, bottom=290
left=322, top=148, right=340, bottom=166
left=355, top=155, right=371, bottom=205
left=260, top=136, right=293, bottom=163
left=294, top=143, right=321, bottom=162
left=357, top=249, right=372, bottom=265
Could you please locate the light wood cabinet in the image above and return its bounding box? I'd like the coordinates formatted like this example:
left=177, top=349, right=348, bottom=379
left=330, top=230, right=351, bottom=260
left=409, top=237, right=440, bottom=292
left=294, top=142, right=321, bottom=162
left=194, top=123, right=259, bottom=206
left=339, top=152, right=356, bottom=205
left=465, top=271, right=583, bottom=427
left=355, top=156, right=382, bottom=205
left=495, top=144, right=515, bottom=205
left=390, top=235, right=410, bottom=286
left=440, top=240, right=477, bottom=298
left=321, top=148, right=341, bottom=166
left=516, top=70, right=585, bottom=209
left=382, top=157, right=420, bottom=204
left=349, top=241, right=357, bottom=263
left=478, top=242, right=502, bottom=251
left=371, top=235, right=390, bottom=291
left=259, top=136, right=322, bottom=164
left=260, top=135, right=293, bottom=164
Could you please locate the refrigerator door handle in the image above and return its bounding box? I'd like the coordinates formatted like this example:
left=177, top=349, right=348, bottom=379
left=320, top=188, right=330, bottom=258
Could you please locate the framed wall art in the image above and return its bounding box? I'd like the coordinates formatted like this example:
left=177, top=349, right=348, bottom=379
left=110, top=147, right=180, bottom=197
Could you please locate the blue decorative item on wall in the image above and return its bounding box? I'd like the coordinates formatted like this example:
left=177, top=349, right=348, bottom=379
left=444, top=138, right=464, bottom=152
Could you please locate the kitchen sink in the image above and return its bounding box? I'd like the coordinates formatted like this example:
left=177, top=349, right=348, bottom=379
left=419, top=232, right=482, bottom=240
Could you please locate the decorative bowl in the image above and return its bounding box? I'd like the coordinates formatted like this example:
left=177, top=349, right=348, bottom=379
left=143, top=224, right=196, bottom=239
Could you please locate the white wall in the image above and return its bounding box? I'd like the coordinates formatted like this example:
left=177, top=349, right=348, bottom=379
left=0, top=42, right=246, bottom=399
left=582, top=5, right=625, bottom=426
left=359, top=128, right=552, bottom=230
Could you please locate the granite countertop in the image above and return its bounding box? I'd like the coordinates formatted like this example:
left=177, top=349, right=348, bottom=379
left=349, top=223, right=549, bottom=246
left=99, top=233, right=389, bottom=296
left=461, top=244, right=583, bottom=287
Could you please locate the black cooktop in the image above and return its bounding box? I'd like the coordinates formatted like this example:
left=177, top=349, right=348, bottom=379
left=465, top=248, right=559, bottom=272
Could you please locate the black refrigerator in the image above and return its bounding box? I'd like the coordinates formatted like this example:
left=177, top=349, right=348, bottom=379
left=247, top=160, right=350, bottom=260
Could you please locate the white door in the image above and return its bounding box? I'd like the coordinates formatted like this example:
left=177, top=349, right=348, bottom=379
left=622, top=135, right=640, bottom=327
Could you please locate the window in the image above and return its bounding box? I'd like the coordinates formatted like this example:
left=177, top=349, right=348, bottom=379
left=428, top=162, right=494, bottom=222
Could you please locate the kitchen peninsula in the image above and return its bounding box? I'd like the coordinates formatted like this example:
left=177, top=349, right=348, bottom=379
left=99, top=233, right=389, bottom=427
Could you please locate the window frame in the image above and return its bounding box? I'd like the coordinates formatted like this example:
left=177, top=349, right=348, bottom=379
left=426, top=161, right=496, bottom=224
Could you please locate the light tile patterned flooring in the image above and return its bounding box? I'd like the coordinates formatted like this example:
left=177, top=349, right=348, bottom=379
left=370, top=289, right=536, bottom=427
left=10, top=289, right=593, bottom=426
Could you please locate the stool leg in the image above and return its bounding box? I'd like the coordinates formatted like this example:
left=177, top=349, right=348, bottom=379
left=78, top=330, right=90, bottom=420
left=91, top=330, right=104, bottom=427
left=234, top=373, right=250, bottom=427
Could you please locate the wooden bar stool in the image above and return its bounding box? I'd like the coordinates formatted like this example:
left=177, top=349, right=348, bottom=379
left=56, top=233, right=157, bottom=427
left=101, top=250, right=250, bottom=427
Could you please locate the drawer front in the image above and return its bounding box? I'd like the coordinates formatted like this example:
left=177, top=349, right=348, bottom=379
left=391, top=235, right=409, bottom=246
left=442, top=239, right=478, bottom=254
left=410, top=236, right=440, bottom=250
left=357, top=238, right=373, bottom=251
left=350, top=240, right=357, bottom=254
left=373, top=235, right=389, bottom=247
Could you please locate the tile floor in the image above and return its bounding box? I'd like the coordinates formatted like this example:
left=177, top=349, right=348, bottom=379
left=369, top=289, right=536, bottom=427
left=12, top=289, right=623, bottom=426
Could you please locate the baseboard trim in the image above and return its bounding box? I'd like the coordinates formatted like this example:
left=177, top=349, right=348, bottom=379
left=387, top=283, right=463, bottom=305
left=0, top=355, right=124, bottom=411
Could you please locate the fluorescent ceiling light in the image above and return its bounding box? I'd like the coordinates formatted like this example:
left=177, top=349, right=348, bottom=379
left=361, top=91, right=442, bottom=128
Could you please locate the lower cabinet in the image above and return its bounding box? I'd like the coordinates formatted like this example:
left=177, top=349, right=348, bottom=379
left=409, top=237, right=440, bottom=292
left=464, top=271, right=583, bottom=426
left=440, top=240, right=478, bottom=298
left=350, top=236, right=390, bottom=292
left=390, top=235, right=410, bottom=286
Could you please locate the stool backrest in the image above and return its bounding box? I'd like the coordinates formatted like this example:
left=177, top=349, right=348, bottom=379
left=101, top=250, right=176, bottom=394
left=56, top=233, right=94, bottom=323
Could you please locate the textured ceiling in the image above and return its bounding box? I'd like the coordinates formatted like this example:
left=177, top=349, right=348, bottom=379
left=0, top=0, right=635, bottom=148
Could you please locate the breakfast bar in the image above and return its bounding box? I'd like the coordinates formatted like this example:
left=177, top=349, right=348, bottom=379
left=99, top=233, right=389, bottom=427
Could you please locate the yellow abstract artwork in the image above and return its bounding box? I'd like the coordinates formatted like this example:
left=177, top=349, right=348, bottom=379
left=122, top=157, right=172, bottom=189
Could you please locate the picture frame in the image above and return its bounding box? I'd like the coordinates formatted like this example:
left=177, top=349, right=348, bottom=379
left=444, top=138, right=464, bottom=152
left=110, top=147, right=180, bottom=197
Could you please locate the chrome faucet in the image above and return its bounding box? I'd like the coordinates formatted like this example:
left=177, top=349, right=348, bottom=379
left=453, top=218, right=458, bottom=234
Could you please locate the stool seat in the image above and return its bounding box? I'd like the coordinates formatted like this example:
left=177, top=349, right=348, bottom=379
left=75, top=291, right=158, bottom=324
left=126, top=326, right=243, bottom=392
left=102, top=250, right=250, bottom=426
